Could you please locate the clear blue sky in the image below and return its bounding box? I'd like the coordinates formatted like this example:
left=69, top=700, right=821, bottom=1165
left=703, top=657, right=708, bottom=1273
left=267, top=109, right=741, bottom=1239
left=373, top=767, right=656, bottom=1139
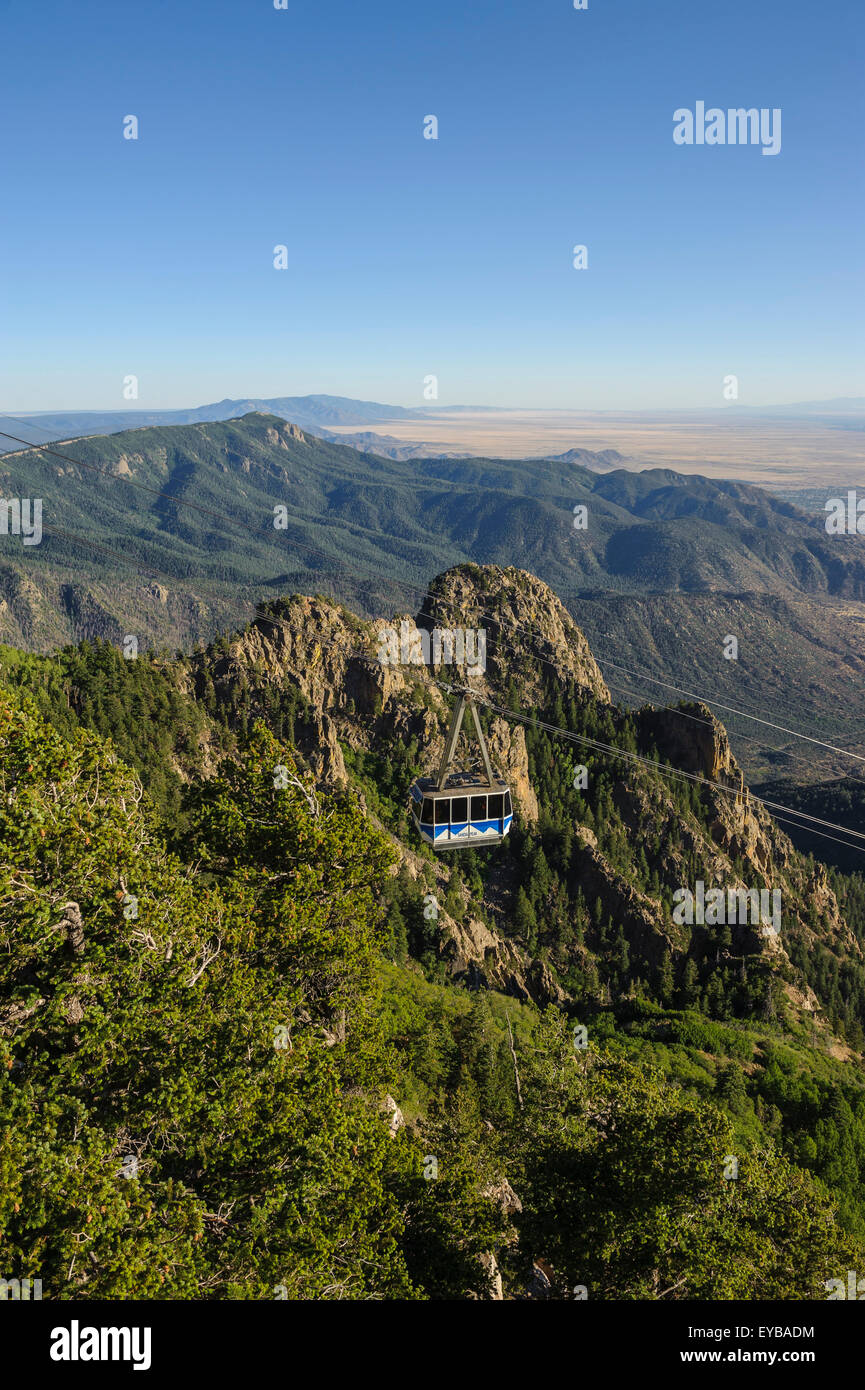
left=1, top=0, right=862, bottom=410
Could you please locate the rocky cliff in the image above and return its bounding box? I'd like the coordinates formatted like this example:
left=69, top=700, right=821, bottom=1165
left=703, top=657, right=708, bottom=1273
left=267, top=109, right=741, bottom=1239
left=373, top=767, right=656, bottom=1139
left=176, top=562, right=860, bottom=1035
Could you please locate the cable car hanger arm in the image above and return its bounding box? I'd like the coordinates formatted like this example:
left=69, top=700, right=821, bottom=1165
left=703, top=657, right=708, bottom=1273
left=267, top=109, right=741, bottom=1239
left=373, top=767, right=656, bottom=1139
left=436, top=689, right=497, bottom=792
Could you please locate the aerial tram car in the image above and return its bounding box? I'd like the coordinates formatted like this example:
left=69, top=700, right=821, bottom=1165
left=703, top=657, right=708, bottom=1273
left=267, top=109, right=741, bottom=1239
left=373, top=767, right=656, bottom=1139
left=409, top=688, right=513, bottom=851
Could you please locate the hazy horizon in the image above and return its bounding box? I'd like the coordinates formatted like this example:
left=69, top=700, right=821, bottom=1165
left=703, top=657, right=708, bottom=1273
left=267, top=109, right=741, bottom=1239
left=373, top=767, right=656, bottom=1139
left=6, top=392, right=865, bottom=418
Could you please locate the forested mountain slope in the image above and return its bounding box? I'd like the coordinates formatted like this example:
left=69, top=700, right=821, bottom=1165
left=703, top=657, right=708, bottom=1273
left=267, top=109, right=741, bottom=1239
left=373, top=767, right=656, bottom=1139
left=3, top=563, right=865, bottom=1297
left=2, top=413, right=864, bottom=782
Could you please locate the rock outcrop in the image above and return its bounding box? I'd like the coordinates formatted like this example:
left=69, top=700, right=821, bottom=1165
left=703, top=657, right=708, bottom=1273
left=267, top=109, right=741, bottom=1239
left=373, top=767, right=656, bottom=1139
left=178, top=560, right=859, bottom=1038
left=192, top=569, right=563, bottom=823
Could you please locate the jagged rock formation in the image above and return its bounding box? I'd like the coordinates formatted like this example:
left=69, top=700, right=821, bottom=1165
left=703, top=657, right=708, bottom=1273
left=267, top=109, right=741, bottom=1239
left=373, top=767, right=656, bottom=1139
left=418, top=564, right=611, bottom=707
left=384, top=842, right=567, bottom=1006
left=438, top=909, right=568, bottom=1004
left=482, top=1177, right=523, bottom=1217
left=193, top=582, right=542, bottom=820
left=639, top=702, right=744, bottom=790
left=175, top=561, right=860, bottom=1034
left=192, top=563, right=610, bottom=817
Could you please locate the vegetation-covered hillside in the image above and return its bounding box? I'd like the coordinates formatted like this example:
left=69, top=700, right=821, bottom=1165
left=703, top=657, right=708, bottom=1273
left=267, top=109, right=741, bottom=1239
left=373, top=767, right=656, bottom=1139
left=1, top=679, right=862, bottom=1299
left=3, top=563, right=865, bottom=1298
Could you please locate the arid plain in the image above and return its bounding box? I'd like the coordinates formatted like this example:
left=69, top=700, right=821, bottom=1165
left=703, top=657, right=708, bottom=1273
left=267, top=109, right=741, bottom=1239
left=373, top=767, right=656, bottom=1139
left=328, top=409, right=865, bottom=490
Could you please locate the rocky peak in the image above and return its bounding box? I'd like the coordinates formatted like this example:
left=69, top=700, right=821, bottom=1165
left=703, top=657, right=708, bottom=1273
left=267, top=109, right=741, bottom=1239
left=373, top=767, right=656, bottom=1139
left=638, top=702, right=744, bottom=791
left=266, top=418, right=307, bottom=446
left=416, top=564, right=610, bottom=706
left=198, top=564, right=614, bottom=819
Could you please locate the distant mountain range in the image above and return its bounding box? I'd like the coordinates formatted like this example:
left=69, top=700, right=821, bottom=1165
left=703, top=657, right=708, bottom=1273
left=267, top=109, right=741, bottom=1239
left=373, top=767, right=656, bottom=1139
left=727, top=397, right=865, bottom=417
left=0, top=395, right=522, bottom=463
left=2, top=409, right=865, bottom=784
left=0, top=394, right=427, bottom=443
left=3, top=392, right=864, bottom=459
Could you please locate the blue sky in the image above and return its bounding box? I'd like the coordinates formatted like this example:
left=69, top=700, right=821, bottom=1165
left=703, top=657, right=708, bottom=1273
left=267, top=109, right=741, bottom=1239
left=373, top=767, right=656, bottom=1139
left=0, top=0, right=862, bottom=410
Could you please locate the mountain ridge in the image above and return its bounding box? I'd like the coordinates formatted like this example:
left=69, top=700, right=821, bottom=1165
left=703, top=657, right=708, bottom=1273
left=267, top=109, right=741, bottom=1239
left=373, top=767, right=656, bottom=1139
left=2, top=411, right=865, bottom=784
